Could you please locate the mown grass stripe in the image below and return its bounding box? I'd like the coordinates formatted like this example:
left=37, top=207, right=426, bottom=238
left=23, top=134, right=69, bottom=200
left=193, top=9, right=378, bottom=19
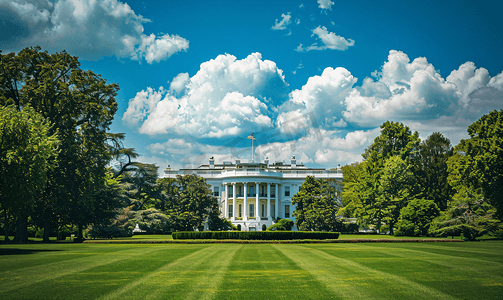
left=274, top=244, right=455, bottom=300
left=364, top=243, right=503, bottom=279
left=98, top=244, right=236, bottom=300
left=0, top=245, right=163, bottom=293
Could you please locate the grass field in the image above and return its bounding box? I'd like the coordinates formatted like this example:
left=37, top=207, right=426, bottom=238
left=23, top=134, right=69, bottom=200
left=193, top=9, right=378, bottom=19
left=1, top=241, right=502, bottom=299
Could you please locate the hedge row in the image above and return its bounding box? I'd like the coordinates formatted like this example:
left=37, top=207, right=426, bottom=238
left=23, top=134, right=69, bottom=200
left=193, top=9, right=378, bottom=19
left=172, top=231, right=339, bottom=240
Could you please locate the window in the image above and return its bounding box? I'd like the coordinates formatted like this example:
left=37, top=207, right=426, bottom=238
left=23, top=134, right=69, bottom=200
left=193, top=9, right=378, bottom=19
left=249, top=203, right=254, bottom=217
left=238, top=186, right=243, bottom=197
left=285, top=186, right=290, bottom=197
left=249, top=186, right=254, bottom=197
left=213, top=186, right=219, bottom=197
left=261, top=204, right=266, bottom=218
left=285, top=205, right=290, bottom=218
left=271, top=186, right=276, bottom=197
left=271, top=204, right=276, bottom=218
left=229, top=205, right=233, bottom=217
left=238, top=204, right=242, bottom=217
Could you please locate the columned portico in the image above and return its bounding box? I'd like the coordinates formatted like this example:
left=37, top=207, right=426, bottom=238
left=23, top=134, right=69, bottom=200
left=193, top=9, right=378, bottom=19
left=255, top=182, right=260, bottom=221
left=224, top=183, right=228, bottom=218
left=232, top=182, right=236, bottom=221
left=267, top=183, right=271, bottom=220
left=243, top=184, right=248, bottom=221
left=275, top=183, right=279, bottom=219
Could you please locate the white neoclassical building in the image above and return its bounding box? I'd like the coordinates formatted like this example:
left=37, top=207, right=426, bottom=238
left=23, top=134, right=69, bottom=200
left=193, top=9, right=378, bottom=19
left=163, top=156, right=343, bottom=231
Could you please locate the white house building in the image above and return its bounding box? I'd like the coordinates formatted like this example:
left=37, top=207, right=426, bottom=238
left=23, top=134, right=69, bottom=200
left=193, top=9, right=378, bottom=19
left=163, top=156, right=343, bottom=231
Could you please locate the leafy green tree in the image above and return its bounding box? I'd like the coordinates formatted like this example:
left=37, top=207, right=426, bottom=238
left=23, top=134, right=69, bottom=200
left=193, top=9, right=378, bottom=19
left=428, top=188, right=502, bottom=240
left=292, top=176, right=342, bottom=231
left=130, top=208, right=171, bottom=234
left=376, top=156, right=416, bottom=234
left=415, top=132, right=454, bottom=210
left=267, top=218, right=294, bottom=231
left=340, top=163, right=364, bottom=218
left=395, top=199, right=440, bottom=236
left=161, top=175, right=218, bottom=231
left=447, top=110, right=503, bottom=220
left=121, top=163, right=160, bottom=211
left=0, top=105, right=58, bottom=242
left=343, top=122, right=421, bottom=233
left=1, top=46, right=119, bottom=241
left=363, top=121, right=420, bottom=163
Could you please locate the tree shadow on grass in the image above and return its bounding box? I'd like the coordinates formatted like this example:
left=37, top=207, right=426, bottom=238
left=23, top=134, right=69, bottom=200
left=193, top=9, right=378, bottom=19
left=0, top=248, right=63, bottom=256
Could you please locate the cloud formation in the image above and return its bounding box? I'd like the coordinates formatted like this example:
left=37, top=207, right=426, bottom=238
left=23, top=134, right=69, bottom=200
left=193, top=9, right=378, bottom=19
left=317, top=0, right=334, bottom=11
left=127, top=50, right=503, bottom=169
left=271, top=12, right=292, bottom=30
left=296, top=26, right=354, bottom=52
left=1, top=0, right=188, bottom=63
left=123, top=53, right=288, bottom=137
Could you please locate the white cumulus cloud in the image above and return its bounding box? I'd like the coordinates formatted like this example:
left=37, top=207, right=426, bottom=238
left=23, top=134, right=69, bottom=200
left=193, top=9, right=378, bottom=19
left=123, top=52, right=288, bottom=138
left=271, top=12, right=292, bottom=30
left=317, top=0, right=334, bottom=11
left=1, top=0, right=188, bottom=64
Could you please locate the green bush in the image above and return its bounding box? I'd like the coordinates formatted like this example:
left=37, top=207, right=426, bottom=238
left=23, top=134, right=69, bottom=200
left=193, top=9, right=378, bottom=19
left=262, top=224, right=267, bottom=231
left=172, top=231, right=339, bottom=240
left=267, top=219, right=294, bottom=231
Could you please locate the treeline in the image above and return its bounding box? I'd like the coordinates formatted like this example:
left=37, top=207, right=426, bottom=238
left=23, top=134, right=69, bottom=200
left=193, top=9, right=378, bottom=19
left=0, top=47, right=229, bottom=243
left=340, top=116, right=503, bottom=240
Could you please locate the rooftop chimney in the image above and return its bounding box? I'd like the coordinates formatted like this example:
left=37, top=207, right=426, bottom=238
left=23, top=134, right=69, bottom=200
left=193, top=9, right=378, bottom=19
left=209, top=157, right=214, bottom=169
left=291, top=155, right=297, bottom=168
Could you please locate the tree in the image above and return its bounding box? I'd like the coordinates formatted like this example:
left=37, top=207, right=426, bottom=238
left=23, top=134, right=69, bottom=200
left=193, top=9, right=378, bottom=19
left=267, top=218, right=294, bottom=231
left=161, top=175, right=218, bottom=231
left=447, top=110, right=503, bottom=220
left=376, top=156, right=416, bottom=234
left=0, top=105, right=58, bottom=242
left=363, top=121, right=420, bottom=163
left=343, top=121, right=421, bottom=233
left=415, top=132, right=454, bottom=210
left=395, top=199, right=440, bottom=236
left=1, top=47, right=119, bottom=241
left=292, top=176, right=342, bottom=231
left=428, top=188, right=502, bottom=240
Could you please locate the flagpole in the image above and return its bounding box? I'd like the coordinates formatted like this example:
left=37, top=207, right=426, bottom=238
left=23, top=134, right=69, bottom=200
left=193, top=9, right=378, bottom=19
left=247, top=133, right=257, bottom=163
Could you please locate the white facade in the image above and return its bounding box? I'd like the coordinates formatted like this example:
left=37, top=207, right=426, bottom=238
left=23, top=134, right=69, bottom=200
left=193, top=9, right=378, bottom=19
left=163, top=156, right=343, bottom=231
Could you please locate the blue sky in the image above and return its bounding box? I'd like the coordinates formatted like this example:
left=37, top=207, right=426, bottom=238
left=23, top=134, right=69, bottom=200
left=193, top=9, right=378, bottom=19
left=2, top=0, right=503, bottom=172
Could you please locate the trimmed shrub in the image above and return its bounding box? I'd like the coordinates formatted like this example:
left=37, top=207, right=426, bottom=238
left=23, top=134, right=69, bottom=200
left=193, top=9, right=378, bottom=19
left=267, top=219, right=294, bottom=231
left=172, top=231, right=339, bottom=240
left=261, top=224, right=267, bottom=231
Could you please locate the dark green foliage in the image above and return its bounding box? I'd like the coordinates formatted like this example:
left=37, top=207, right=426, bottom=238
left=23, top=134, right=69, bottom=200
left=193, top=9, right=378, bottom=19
left=415, top=132, right=454, bottom=210
left=130, top=208, right=171, bottom=234
left=343, top=122, right=421, bottom=234
left=292, top=176, right=342, bottom=231
left=1, top=46, right=119, bottom=242
left=0, top=105, right=58, bottom=242
left=262, top=224, right=267, bottom=231
left=172, top=231, right=340, bottom=240
left=429, top=190, right=503, bottom=241
left=341, top=223, right=359, bottom=233
left=237, top=224, right=242, bottom=231
left=447, top=110, right=503, bottom=221
left=267, top=218, right=294, bottom=231
left=395, top=199, right=440, bottom=236
left=159, top=174, right=218, bottom=232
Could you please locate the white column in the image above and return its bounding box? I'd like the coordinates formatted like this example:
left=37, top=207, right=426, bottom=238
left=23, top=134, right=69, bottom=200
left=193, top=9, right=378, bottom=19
left=267, top=183, right=271, bottom=220
left=275, top=183, right=279, bottom=219
left=232, top=182, right=236, bottom=221
left=222, top=183, right=229, bottom=219
left=243, top=183, right=248, bottom=221
left=255, top=182, right=260, bottom=220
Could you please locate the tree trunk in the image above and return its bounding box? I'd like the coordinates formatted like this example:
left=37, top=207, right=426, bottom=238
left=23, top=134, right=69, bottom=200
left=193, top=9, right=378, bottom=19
left=43, top=217, right=51, bottom=243
left=13, top=214, right=28, bottom=243
left=3, top=210, right=10, bottom=243
left=75, top=223, right=85, bottom=243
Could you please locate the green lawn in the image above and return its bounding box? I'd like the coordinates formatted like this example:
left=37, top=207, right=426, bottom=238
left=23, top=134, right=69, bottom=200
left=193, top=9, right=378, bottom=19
left=1, top=241, right=502, bottom=299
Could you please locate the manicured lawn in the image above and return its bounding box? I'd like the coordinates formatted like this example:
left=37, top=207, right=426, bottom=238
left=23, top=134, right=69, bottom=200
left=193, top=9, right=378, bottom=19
left=1, top=241, right=502, bottom=299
